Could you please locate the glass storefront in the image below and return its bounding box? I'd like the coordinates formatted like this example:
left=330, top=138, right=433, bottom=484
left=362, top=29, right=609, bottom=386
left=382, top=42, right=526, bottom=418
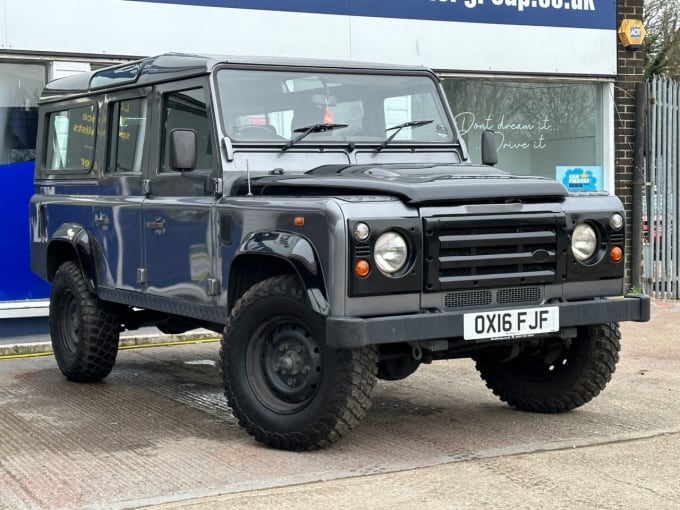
left=1, top=63, right=44, bottom=165
left=442, top=78, right=610, bottom=192
left=0, top=62, right=49, bottom=301
left=0, top=63, right=617, bottom=304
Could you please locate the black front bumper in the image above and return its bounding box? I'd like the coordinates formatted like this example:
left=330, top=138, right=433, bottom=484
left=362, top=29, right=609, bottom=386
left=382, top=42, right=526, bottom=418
left=326, top=294, right=650, bottom=349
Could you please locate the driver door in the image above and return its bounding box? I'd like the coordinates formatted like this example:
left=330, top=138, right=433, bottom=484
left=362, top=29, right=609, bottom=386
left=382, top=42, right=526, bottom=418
left=141, top=78, right=218, bottom=308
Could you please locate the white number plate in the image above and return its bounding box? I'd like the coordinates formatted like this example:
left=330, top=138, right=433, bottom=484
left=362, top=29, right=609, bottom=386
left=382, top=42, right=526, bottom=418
left=463, top=306, right=560, bottom=341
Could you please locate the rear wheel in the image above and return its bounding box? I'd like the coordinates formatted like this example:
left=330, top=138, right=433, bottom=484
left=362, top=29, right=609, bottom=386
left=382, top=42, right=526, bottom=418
left=475, top=323, right=621, bottom=413
left=221, top=275, right=378, bottom=450
left=50, top=261, right=120, bottom=382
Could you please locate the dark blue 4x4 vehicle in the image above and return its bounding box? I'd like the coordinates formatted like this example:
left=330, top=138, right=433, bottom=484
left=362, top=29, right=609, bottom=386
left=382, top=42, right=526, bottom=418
left=30, top=54, right=649, bottom=450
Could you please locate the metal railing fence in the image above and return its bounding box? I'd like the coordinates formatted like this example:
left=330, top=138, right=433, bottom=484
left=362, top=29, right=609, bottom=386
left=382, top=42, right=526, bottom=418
left=643, top=77, right=680, bottom=298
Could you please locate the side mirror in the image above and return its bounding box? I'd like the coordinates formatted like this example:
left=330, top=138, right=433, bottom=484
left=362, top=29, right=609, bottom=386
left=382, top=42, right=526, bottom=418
left=481, top=129, right=498, bottom=166
left=170, top=128, right=197, bottom=171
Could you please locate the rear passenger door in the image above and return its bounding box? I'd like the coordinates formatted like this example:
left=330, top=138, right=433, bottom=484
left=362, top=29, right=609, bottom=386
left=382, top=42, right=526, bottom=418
left=141, top=78, right=218, bottom=308
left=92, top=90, right=150, bottom=292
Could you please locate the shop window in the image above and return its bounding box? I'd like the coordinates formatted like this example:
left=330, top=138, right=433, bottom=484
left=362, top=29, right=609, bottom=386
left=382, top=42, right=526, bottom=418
left=442, top=79, right=607, bottom=191
left=0, top=63, right=45, bottom=165
left=0, top=63, right=50, bottom=302
left=107, top=98, right=148, bottom=173
left=45, top=104, right=96, bottom=171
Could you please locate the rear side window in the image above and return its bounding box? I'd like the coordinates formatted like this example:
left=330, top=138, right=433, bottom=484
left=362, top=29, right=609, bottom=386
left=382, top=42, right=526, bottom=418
left=107, top=98, right=148, bottom=173
left=44, top=104, right=96, bottom=172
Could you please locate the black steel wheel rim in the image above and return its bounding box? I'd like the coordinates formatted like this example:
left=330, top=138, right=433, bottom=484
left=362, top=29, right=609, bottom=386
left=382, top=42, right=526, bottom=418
left=58, top=288, right=80, bottom=355
left=245, top=317, right=323, bottom=414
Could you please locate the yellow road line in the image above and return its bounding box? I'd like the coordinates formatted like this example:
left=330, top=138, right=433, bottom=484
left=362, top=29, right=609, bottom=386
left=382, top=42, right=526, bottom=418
left=118, top=338, right=220, bottom=350
left=0, top=337, right=220, bottom=361
left=0, top=351, right=54, bottom=360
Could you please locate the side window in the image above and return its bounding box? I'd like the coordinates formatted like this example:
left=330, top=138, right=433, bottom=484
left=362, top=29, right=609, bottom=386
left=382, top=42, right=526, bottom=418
left=161, top=87, right=212, bottom=172
left=44, top=104, right=96, bottom=171
left=107, top=98, right=148, bottom=173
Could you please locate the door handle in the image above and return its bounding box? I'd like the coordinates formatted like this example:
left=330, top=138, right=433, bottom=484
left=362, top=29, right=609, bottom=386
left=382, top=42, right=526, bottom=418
left=145, top=217, right=166, bottom=234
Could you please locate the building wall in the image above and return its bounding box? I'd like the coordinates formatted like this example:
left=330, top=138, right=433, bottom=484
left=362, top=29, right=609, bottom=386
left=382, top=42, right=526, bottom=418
left=615, top=0, right=645, bottom=287
left=1, top=0, right=617, bottom=76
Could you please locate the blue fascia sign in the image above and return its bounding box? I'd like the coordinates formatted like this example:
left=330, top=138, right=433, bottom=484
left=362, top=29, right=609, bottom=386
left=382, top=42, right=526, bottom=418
left=129, top=0, right=616, bottom=30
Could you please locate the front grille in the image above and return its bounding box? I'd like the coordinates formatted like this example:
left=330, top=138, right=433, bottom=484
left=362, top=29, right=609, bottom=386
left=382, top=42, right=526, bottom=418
left=444, top=286, right=543, bottom=309
left=444, top=290, right=492, bottom=308
left=498, top=286, right=542, bottom=304
left=424, top=213, right=566, bottom=291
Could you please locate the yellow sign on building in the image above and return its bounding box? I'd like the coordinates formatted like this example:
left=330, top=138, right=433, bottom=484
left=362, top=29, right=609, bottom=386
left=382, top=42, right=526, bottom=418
left=618, top=19, right=646, bottom=50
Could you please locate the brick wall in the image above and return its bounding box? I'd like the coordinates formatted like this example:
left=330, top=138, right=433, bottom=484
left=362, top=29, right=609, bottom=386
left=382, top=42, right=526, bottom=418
left=615, top=0, right=644, bottom=287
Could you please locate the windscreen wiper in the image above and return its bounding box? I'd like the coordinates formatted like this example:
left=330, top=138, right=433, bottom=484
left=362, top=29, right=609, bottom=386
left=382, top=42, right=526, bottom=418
left=282, top=123, right=348, bottom=151
left=376, top=120, right=434, bottom=152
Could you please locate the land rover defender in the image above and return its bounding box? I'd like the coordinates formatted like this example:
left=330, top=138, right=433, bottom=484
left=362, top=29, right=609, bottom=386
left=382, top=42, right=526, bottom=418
left=30, top=54, right=649, bottom=450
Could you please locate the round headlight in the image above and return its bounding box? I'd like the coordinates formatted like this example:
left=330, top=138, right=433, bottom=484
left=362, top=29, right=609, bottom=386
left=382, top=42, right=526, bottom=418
left=374, top=232, right=408, bottom=275
left=572, top=223, right=598, bottom=262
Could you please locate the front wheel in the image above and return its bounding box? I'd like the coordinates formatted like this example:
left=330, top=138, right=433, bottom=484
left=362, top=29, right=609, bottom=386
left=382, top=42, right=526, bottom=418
left=221, top=275, right=378, bottom=450
left=475, top=323, right=621, bottom=413
left=50, top=261, right=120, bottom=382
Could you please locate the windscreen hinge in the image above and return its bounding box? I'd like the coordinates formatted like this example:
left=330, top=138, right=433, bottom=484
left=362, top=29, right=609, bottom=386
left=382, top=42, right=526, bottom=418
left=211, top=177, right=223, bottom=196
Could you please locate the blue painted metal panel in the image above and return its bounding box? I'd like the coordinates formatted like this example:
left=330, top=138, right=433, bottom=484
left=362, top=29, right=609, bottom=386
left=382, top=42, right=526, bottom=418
left=0, top=161, right=51, bottom=301
left=129, top=0, right=616, bottom=30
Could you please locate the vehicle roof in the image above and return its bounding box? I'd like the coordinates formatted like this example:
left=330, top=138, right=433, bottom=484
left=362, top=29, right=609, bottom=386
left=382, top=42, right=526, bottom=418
left=40, top=52, right=434, bottom=102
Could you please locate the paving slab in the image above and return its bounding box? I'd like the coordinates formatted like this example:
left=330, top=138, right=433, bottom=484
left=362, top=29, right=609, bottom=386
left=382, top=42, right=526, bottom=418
left=153, top=432, right=680, bottom=510
left=0, top=301, right=678, bottom=509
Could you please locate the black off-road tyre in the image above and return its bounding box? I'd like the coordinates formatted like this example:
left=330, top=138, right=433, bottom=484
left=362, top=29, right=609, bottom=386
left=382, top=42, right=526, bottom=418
left=475, top=323, right=621, bottom=413
left=50, top=261, right=120, bottom=382
left=221, top=275, right=378, bottom=451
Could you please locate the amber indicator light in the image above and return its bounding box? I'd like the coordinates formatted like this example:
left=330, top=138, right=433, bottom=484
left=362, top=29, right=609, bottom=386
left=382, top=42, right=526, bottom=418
left=354, top=259, right=370, bottom=278
left=293, top=216, right=305, bottom=227
left=610, top=246, right=623, bottom=262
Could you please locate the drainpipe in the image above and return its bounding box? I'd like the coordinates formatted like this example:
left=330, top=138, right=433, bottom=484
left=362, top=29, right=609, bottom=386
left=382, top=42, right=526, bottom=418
left=631, top=81, right=646, bottom=291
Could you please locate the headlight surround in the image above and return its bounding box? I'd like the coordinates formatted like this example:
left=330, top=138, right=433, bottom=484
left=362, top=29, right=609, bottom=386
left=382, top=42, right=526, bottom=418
left=572, top=222, right=598, bottom=262
left=374, top=231, right=408, bottom=275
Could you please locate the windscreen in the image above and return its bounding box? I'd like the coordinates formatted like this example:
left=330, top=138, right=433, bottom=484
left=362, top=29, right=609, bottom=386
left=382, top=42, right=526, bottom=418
left=215, top=68, right=454, bottom=145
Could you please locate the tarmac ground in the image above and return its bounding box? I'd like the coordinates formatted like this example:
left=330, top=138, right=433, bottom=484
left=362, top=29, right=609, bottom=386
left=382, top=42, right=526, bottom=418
left=0, top=300, right=679, bottom=509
